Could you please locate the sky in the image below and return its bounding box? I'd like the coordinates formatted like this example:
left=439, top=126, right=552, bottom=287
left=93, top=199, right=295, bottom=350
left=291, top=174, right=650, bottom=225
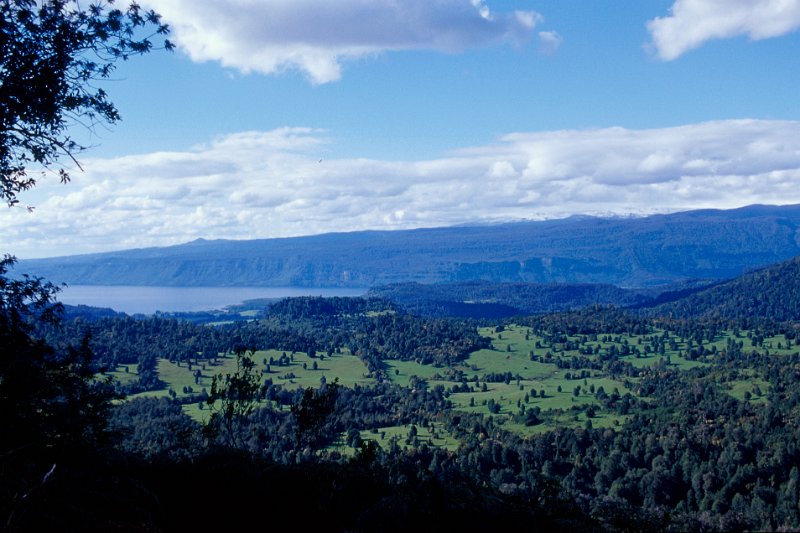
left=3, top=0, right=800, bottom=259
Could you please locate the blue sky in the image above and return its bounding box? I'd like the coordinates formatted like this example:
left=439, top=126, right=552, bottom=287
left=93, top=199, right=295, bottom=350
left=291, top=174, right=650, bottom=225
left=4, top=0, right=800, bottom=258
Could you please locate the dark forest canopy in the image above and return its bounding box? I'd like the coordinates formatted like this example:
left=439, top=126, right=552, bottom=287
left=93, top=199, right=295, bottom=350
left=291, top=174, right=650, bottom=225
left=643, top=255, right=800, bottom=321
left=367, top=279, right=716, bottom=318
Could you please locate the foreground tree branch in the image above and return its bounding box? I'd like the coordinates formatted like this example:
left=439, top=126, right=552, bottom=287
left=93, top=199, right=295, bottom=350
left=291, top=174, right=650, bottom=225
left=0, top=0, right=172, bottom=207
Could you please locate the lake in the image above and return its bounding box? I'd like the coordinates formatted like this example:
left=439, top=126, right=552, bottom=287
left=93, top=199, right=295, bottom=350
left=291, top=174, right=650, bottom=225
left=58, top=285, right=368, bottom=315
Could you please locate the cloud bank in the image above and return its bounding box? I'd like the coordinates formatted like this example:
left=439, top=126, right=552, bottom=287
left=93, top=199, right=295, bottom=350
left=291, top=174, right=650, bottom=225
left=648, top=0, right=800, bottom=60
left=146, top=0, right=542, bottom=83
left=4, top=120, right=800, bottom=258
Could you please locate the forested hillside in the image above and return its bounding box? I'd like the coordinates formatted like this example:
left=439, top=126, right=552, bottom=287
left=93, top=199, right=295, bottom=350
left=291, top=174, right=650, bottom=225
left=645, top=256, right=800, bottom=321
left=20, top=204, right=800, bottom=288
left=5, top=254, right=800, bottom=530
left=367, top=279, right=717, bottom=318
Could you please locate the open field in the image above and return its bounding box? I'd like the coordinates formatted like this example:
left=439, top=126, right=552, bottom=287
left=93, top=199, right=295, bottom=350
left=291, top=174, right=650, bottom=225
left=116, top=349, right=371, bottom=421
left=478, top=324, right=712, bottom=371
left=501, top=410, right=631, bottom=437
left=383, top=360, right=444, bottom=387
left=329, top=423, right=461, bottom=456
left=379, top=324, right=640, bottom=432
left=107, top=363, right=139, bottom=386
left=111, top=322, right=793, bottom=435
left=361, top=423, right=460, bottom=452
left=720, top=368, right=771, bottom=404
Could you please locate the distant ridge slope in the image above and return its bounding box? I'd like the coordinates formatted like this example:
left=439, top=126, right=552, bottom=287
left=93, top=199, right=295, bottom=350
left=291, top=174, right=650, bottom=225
left=367, top=281, right=655, bottom=318
left=18, top=204, right=800, bottom=288
left=644, top=255, right=800, bottom=321
left=366, top=278, right=719, bottom=319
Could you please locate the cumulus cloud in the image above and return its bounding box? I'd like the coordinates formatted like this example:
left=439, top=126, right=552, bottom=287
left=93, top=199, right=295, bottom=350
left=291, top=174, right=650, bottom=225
left=648, top=0, right=800, bottom=60
left=144, top=0, right=542, bottom=83
left=4, top=120, right=800, bottom=258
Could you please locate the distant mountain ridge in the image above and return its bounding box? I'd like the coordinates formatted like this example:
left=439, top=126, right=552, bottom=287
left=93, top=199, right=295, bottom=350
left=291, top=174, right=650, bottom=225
left=18, top=204, right=800, bottom=288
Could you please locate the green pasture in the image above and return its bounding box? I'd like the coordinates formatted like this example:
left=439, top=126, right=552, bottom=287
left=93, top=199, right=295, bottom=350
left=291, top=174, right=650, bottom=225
left=109, top=321, right=790, bottom=439
left=757, top=333, right=799, bottom=356
left=725, top=379, right=769, bottom=404
left=458, top=348, right=559, bottom=381
left=107, top=363, right=139, bottom=386
left=503, top=410, right=631, bottom=436
left=720, top=369, right=770, bottom=403
left=382, top=323, right=639, bottom=436
left=117, top=349, right=371, bottom=421
left=261, top=349, right=372, bottom=390
left=384, top=360, right=444, bottom=387
left=482, top=324, right=718, bottom=370
left=157, top=349, right=371, bottom=392
left=358, top=423, right=460, bottom=452
left=618, top=351, right=707, bottom=370
left=446, top=374, right=631, bottom=415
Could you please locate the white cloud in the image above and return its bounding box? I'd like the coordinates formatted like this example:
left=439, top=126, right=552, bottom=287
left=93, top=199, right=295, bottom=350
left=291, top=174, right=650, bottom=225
left=648, top=0, right=800, bottom=60
left=538, top=30, right=563, bottom=55
left=4, top=120, right=800, bottom=258
left=145, top=0, right=542, bottom=83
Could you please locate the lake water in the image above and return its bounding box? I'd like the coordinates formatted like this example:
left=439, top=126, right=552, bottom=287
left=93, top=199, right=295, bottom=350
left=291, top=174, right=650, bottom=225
left=58, top=285, right=368, bottom=315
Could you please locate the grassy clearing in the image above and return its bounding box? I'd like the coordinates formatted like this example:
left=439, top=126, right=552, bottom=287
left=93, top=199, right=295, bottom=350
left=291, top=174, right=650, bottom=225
left=760, top=333, right=800, bottom=356
left=116, top=322, right=788, bottom=441
left=153, top=349, right=372, bottom=393
left=723, top=369, right=770, bottom=404
left=619, top=352, right=707, bottom=370
left=458, top=348, right=558, bottom=381
left=262, top=349, right=372, bottom=390
left=446, top=375, right=631, bottom=417
left=118, top=350, right=371, bottom=422
left=384, top=360, right=446, bottom=387
left=106, top=363, right=139, bottom=386
left=483, top=324, right=713, bottom=371
left=726, top=380, right=769, bottom=404
left=502, top=411, right=631, bottom=436
left=357, top=423, right=460, bottom=452
left=325, top=422, right=460, bottom=458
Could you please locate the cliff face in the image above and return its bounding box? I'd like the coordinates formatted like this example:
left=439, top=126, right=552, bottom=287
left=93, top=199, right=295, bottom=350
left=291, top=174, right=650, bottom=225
left=18, top=204, right=800, bottom=288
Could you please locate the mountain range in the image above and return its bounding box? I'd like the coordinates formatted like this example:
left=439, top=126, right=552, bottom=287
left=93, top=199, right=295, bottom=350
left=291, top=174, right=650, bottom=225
left=18, top=204, right=800, bottom=288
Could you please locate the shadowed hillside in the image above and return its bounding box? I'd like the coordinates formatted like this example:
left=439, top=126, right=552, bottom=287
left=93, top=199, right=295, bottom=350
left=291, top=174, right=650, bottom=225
left=368, top=279, right=717, bottom=318
left=644, top=255, right=800, bottom=321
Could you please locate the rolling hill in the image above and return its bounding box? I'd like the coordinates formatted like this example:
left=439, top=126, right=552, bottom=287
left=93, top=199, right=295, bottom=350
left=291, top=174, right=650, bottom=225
left=643, top=255, right=800, bottom=321
left=367, top=278, right=718, bottom=318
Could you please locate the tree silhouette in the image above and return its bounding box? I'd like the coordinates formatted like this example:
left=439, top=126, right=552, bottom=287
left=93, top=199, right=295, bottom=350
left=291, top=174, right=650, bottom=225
left=205, top=350, right=262, bottom=448
left=0, top=0, right=172, bottom=207
left=292, top=379, right=340, bottom=450
left=1, top=254, right=117, bottom=526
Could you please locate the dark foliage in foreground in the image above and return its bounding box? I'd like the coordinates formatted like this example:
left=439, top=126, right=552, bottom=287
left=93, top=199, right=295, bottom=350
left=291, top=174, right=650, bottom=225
left=5, top=449, right=593, bottom=532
